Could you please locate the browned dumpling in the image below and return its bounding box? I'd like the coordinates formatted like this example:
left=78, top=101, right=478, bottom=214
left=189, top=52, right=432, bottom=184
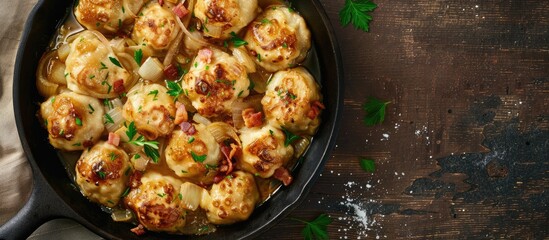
left=123, top=83, right=176, bottom=140
left=194, top=0, right=258, bottom=39
left=262, top=67, right=322, bottom=135
left=243, top=5, right=311, bottom=72
left=132, top=2, right=180, bottom=51
left=237, top=125, right=294, bottom=178
left=181, top=48, right=251, bottom=117
left=65, top=30, right=134, bottom=98
left=75, top=141, right=131, bottom=208
left=75, top=0, right=145, bottom=34
left=165, top=124, right=221, bottom=179
left=200, top=171, right=259, bottom=224
left=39, top=92, right=105, bottom=151
left=125, top=172, right=186, bottom=233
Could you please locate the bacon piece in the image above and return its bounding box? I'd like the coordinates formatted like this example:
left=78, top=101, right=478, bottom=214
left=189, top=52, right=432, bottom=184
left=131, top=224, right=146, bottom=236
left=197, top=48, right=213, bottom=64
left=113, top=79, right=125, bottom=94
left=174, top=102, right=188, bottom=124
left=179, top=121, right=196, bottom=135
left=107, top=132, right=120, bottom=146
left=173, top=3, right=189, bottom=18
left=307, top=100, right=325, bottom=120
left=273, top=167, right=293, bottom=186
left=242, top=108, right=263, bottom=128
left=164, top=64, right=179, bottom=80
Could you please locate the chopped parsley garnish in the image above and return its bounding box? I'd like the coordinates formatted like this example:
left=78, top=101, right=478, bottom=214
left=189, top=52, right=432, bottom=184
left=134, top=49, right=143, bottom=66
left=359, top=158, right=376, bottom=173
left=178, top=193, right=183, bottom=200
left=97, top=171, right=106, bottom=179
left=109, top=152, right=117, bottom=161
left=362, top=96, right=390, bottom=126
left=290, top=214, right=332, bottom=240
left=237, top=90, right=244, bottom=97
left=190, top=151, right=207, bottom=163
left=261, top=18, right=270, bottom=24
left=124, top=167, right=131, bottom=176
left=121, top=187, right=130, bottom=198
left=282, top=42, right=288, bottom=48
left=281, top=127, right=300, bottom=147
left=72, top=142, right=82, bottom=147
left=134, top=153, right=141, bottom=159
left=101, top=80, right=112, bottom=93
left=157, top=193, right=166, bottom=198
left=229, top=31, right=248, bottom=47
left=109, top=56, right=123, bottom=68
left=269, top=129, right=274, bottom=136
left=126, top=121, right=160, bottom=163
left=248, top=78, right=255, bottom=90
left=188, top=136, right=195, bottom=143
left=104, top=99, right=113, bottom=109
left=88, top=104, right=95, bottom=114
left=99, top=62, right=107, bottom=70
left=75, top=117, right=82, bottom=126
left=166, top=80, right=183, bottom=101
left=148, top=89, right=159, bottom=100
left=104, top=113, right=115, bottom=124
left=257, top=53, right=262, bottom=62
left=339, top=0, right=377, bottom=32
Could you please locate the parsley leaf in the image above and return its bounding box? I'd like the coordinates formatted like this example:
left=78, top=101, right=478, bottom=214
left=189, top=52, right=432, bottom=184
left=362, top=97, right=390, bottom=126
left=109, top=56, right=123, bottom=68
left=190, top=151, right=207, bottom=163
left=166, top=80, right=183, bottom=101
left=359, top=158, right=376, bottom=172
left=339, top=0, right=377, bottom=32
left=281, top=127, right=300, bottom=147
left=291, top=214, right=332, bottom=240
left=126, top=121, right=160, bottom=163
left=229, top=32, right=248, bottom=47
left=148, top=89, right=159, bottom=100
left=125, top=121, right=137, bottom=141
left=134, top=49, right=143, bottom=66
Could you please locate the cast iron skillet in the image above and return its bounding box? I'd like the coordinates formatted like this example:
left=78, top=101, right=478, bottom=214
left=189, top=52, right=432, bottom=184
left=1, top=0, right=342, bottom=239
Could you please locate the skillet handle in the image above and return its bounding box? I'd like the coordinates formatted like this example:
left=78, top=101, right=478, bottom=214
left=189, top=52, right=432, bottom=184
left=0, top=174, right=74, bottom=240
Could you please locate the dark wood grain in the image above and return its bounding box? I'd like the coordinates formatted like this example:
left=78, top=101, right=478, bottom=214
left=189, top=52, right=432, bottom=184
left=262, top=0, right=549, bottom=239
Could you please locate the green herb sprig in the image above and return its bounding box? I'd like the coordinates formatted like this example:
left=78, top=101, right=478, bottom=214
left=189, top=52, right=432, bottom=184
left=290, top=214, right=332, bottom=240
left=362, top=97, right=390, bottom=126
left=339, top=0, right=377, bottom=32
left=126, top=121, right=160, bottom=163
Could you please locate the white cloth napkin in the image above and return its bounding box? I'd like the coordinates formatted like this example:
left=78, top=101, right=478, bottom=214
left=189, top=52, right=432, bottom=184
left=0, top=0, right=37, bottom=225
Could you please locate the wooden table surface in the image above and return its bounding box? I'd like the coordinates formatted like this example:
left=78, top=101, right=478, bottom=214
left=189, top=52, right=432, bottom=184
left=262, top=0, right=549, bottom=239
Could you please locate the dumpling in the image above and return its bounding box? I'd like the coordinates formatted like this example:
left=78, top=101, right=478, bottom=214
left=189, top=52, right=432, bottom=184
left=237, top=125, right=294, bottom=178
left=75, top=141, right=131, bottom=208
left=200, top=171, right=259, bottom=224
left=123, top=83, right=176, bottom=140
left=194, top=0, right=258, bottom=39
left=243, top=5, right=311, bottom=72
left=165, top=124, right=221, bottom=179
left=132, top=2, right=180, bottom=51
left=261, top=67, right=323, bottom=135
left=75, top=0, right=145, bottom=34
left=39, top=91, right=105, bottom=151
left=181, top=47, right=251, bottom=117
left=65, top=30, right=134, bottom=98
left=124, top=172, right=186, bottom=233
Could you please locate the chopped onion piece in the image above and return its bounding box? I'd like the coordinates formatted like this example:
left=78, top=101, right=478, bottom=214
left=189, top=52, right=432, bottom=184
left=203, top=23, right=222, bottom=38
left=293, top=137, right=310, bottom=158
left=48, top=60, right=67, bottom=85
left=206, top=122, right=241, bottom=145
left=138, top=57, right=164, bottom=82
left=57, top=44, right=70, bottom=62
left=111, top=208, right=133, bottom=222
left=105, top=106, right=125, bottom=133
left=179, top=182, right=206, bottom=211
left=232, top=47, right=256, bottom=73
left=132, top=153, right=150, bottom=171
left=192, top=113, right=211, bottom=126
